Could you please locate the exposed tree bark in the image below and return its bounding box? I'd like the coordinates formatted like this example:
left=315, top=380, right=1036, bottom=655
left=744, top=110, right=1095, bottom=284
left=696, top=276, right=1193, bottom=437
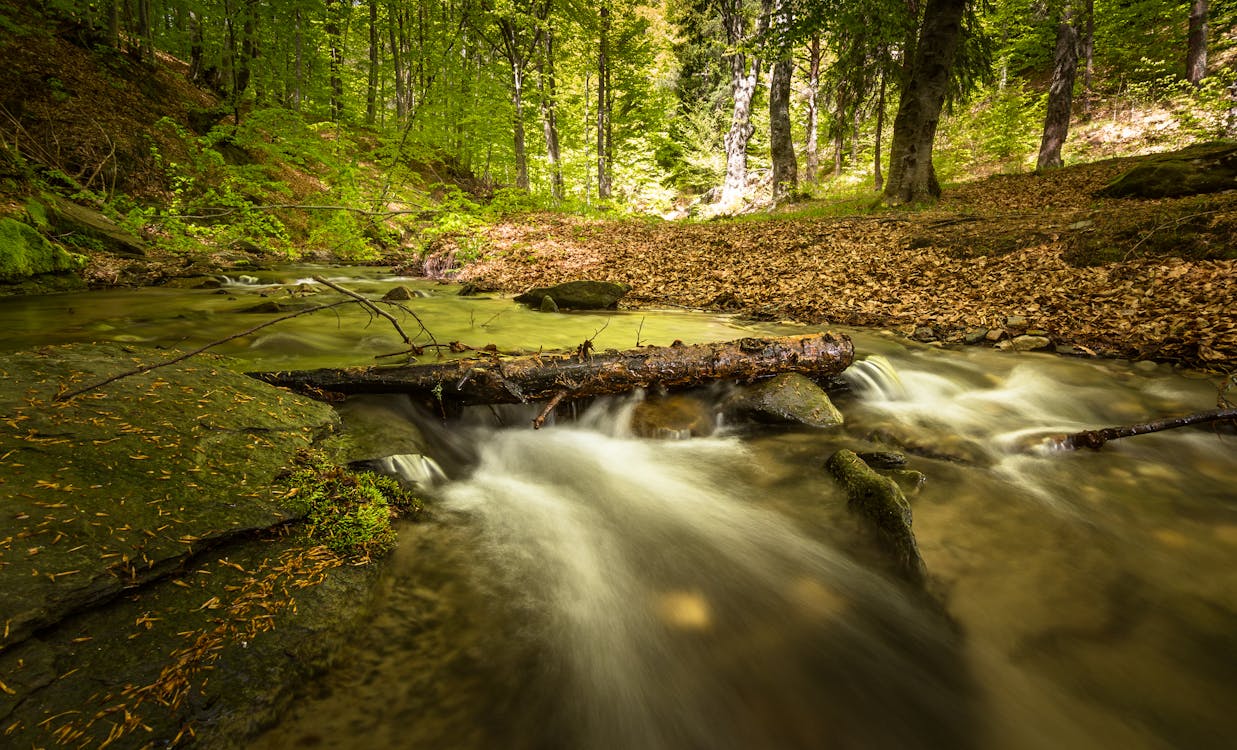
left=883, top=0, right=967, bottom=205
left=1187, top=0, right=1209, bottom=84
left=768, top=0, right=797, bottom=200
left=1036, top=6, right=1079, bottom=172
left=249, top=333, right=856, bottom=407
left=804, top=34, right=822, bottom=183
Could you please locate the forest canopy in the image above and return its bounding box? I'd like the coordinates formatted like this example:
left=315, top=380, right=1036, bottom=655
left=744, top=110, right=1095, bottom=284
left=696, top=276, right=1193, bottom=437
left=10, top=0, right=1237, bottom=219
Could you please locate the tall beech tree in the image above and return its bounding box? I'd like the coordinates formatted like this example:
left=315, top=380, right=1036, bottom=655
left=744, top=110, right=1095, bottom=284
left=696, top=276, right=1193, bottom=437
left=883, top=0, right=968, bottom=205
left=1036, top=2, right=1080, bottom=171
left=719, top=0, right=769, bottom=205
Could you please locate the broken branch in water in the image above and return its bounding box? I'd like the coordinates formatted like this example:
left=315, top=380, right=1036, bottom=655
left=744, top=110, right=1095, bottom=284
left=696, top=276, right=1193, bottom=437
left=1044, top=408, right=1237, bottom=451
left=311, top=276, right=439, bottom=354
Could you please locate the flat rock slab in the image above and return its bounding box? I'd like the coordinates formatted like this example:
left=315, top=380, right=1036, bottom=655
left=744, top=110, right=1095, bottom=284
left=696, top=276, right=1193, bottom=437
left=0, top=344, right=338, bottom=650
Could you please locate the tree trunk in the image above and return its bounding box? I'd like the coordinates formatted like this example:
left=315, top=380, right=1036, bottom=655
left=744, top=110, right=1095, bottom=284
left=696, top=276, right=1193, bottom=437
left=1187, top=0, right=1209, bottom=84
left=874, top=68, right=887, bottom=191
left=1036, top=8, right=1079, bottom=172
left=512, top=63, right=530, bottom=190
left=249, top=333, right=855, bottom=406
left=597, top=4, right=613, bottom=199
left=883, top=0, right=967, bottom=205
left=804, top=34, right=822, bottom=183
left=388, top=4, right=405, bottom=119
left=768, top=0, right=797, bottom=200
left=540, top=30, right=564, bottom=201
left=366, top=0, right=379, bottom=125
left=326, top=0, right=345, bottom=122
left=719, top=0, right=769, bottom=205
left=1080, top=0, right=1094, bottom=119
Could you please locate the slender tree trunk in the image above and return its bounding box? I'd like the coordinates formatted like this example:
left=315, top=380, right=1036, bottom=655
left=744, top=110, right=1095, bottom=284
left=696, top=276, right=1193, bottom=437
left=804, top=34, right=822, bottom=183
left=326, top=0, right=345, bottom=122
left=874, top=68, right=886, bottom=191
left=540, top=30, right=564, bottom=201
left=1080, top=0, right=1094, bottom=119
left=388, top=5, right=405, bottom=119
left=188, top=10, right=203, bottom=82
left=512, top=63, right=530, bottom=189
left=366, top=0, right=379, bottom=125
left=597, top=4, right=613, bottom=199
left=768, top=0, right=797, bottom=200
left=883, top=0, right=967, bottom=205
left=1187, top=0, right=1209, bottom=84
left=1036, top=7, right=1079, bottom=172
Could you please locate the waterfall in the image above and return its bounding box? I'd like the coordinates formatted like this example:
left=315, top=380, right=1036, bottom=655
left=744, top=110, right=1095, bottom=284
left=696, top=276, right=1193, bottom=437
left=433, top=400, right=977, bottom=750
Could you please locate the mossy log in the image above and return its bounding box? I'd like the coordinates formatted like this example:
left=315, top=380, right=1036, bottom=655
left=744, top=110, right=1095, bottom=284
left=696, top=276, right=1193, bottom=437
left=826, top=449, right=927, bottom=587
left=249, top=333, right=854, bottom=406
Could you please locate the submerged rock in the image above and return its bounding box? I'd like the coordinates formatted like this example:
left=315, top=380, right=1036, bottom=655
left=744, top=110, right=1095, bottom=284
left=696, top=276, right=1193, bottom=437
left=630, top=394, right=715, bottom=439
left=725, top=373, right=844, bottom=428
left=382, top=285, right=415, bottom=301
left=514, top=280, right=630, bottom=310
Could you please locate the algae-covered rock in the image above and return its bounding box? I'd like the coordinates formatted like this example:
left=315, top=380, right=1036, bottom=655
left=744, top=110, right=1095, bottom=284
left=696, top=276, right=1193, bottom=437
left=514, top=280, right=630, bottom=310
left=726, top=372, right=844, bottom=428
left=0, top=343, right=339, bottom=650
left=826, top=449, right=926, bottom=586
left=0, top=217, right=85, bottom=282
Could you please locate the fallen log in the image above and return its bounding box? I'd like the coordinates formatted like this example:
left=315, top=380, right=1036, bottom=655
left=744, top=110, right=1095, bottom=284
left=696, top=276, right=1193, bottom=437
left=248, top=333, right=854, bottom=409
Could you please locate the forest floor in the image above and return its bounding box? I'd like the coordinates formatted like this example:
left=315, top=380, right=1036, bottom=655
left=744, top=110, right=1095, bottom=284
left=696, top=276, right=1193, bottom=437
left=456, top=157, right=1237, bottom=372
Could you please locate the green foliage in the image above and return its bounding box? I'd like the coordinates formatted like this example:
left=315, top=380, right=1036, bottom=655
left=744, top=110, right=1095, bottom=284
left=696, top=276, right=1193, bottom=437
left=282, top=451, right=421, bottom=559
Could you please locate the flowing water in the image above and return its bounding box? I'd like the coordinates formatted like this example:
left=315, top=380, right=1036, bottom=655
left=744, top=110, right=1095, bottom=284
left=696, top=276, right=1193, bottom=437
left=3, top=270, right=1235, bottom=749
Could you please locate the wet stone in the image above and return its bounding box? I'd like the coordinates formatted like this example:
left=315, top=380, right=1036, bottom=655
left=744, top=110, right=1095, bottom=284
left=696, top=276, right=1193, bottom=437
left=963, top=328, right=989, bottom=345
left=1010, top=335, right=1052, bottom=352
left=383, top=285, right=415, bottom=301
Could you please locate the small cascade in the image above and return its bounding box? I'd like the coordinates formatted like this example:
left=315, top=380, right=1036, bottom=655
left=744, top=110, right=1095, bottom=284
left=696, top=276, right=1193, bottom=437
left=375, top=453, right=448, bottom=488
left=218, top=274, right=261, bottom=286
left=844, top=354, right=908, bottom=400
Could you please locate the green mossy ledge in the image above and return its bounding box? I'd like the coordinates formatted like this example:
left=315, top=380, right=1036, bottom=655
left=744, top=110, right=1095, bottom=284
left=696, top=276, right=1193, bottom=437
left=0, top=216, right=85, bottom=283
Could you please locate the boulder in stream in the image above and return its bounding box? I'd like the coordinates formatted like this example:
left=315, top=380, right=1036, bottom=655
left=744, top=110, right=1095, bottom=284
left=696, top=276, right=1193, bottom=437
left=514, top=280, right=630, bottom=310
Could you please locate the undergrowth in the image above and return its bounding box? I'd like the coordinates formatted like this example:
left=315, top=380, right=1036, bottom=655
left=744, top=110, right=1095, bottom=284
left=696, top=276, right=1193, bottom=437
left=280, top=450, right=421, bottom=560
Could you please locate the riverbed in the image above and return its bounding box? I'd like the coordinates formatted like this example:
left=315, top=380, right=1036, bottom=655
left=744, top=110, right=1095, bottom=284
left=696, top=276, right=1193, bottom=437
left=2, top=269, right=1234, bottom=749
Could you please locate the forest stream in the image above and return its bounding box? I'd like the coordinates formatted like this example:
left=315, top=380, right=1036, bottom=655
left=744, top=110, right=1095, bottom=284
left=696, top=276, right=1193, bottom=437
left=1, top=268, right=1235, bottom=749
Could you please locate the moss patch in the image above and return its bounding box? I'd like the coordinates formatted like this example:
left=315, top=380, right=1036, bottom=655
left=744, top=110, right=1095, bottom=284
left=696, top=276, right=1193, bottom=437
left=282, top=450, right=421, bottom=559
left=0, top=216, right=84, bottom=282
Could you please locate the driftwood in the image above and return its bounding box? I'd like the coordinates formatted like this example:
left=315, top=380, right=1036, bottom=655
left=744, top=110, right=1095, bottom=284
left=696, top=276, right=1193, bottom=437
left=249, top=333, right=855, bottom=411
left=1047, top=408, right=1237, bottom=451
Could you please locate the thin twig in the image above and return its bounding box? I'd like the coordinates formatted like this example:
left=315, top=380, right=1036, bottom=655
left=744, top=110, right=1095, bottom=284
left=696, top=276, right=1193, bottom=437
left=532, top=389, right=570, bottom=430
left=55, top=300, right=354, bottom=401
left=312, top=276, right=417, bottom=347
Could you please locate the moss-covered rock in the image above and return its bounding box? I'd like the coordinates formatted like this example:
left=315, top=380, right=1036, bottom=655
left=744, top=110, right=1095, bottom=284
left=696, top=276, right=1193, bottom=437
left=826, top=449, right=927, bottom=586
left=1097, top=141, right=1237, bottom=199
left=41, top=194, right=148, bottom=257
left=0, top=216, right=84, bottom=282
left=514, top=280, right=630, bottom=310
left=0, top=343, right=339, bottom=650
